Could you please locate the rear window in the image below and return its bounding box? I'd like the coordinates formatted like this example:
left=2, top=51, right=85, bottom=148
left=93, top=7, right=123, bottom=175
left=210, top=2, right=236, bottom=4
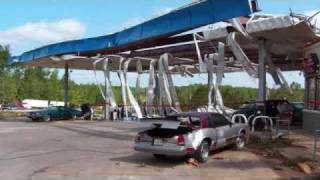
left=176, top=116, right=201, bottom=128
left=240, top=103, right=255, bottom=109
left=48, top=107, right=58, bottom=111
left=293, top=103, right=304, bottom=109
left=210, top=114, right=230, bottom=128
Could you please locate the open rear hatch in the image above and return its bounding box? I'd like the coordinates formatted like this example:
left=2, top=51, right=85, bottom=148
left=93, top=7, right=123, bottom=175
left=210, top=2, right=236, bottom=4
left=145, top=115, right=200, bottom=139
left=146, top=126, right=191, bottom=139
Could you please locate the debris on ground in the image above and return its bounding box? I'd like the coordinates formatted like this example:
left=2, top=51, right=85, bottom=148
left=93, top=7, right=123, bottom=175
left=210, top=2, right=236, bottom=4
left=186, top=158, right=199, bottom=167
left=298, top=163, right=312, bottom=174
left=248, top=136, right=320, bottom=176
left=137, top=163, right=147, bottom=168
left=280, top=147, right=312, bottom=161
left=213, top=157, right=224, bottom=160
left=272, top=166, right=283, bottom=171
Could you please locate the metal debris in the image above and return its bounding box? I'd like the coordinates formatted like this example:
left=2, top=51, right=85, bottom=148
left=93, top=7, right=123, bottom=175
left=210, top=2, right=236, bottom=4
left=187, top=158, right=200, bottom=167
left=298, top=162, right=312, bottom=174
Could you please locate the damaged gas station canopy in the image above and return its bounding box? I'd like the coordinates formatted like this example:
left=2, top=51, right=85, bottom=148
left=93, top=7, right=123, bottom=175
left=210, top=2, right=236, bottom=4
left=9, top=0, right=255, bottom=71
left=6, top=0, right=320, bottom=119
left=9, top=14, right=320, bottom=73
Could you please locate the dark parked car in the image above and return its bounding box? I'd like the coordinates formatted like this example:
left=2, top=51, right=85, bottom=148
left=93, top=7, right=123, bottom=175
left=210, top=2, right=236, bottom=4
left=80, top=104, right=92, bottom=120
left=291, top=102, right=304, bottom=125
left=234, top=99, right=294, bottom=125
left=233, top=101, right=264, bottom=125
left=1, top=103, right=19, bottom=110
left=27, top=106, right=82, bottom=122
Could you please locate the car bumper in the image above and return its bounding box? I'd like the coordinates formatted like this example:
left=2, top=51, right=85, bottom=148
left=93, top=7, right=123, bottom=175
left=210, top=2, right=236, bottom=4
left=27, top=115, right=44, bottom=120
left=134, top=142, right=188, bottom=156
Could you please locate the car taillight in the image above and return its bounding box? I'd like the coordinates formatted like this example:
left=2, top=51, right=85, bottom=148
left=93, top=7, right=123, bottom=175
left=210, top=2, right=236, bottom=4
left=186, top=147, right=195, bottom=154
left=176, top=135, right=185, bottom=146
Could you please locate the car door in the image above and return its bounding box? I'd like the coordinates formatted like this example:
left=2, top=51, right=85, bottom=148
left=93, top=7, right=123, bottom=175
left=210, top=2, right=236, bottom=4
left=212, top=114, right=235, bottom=148
left=205, top=114, right=218, bottom=150
left=59, top=107, right=72, bottom=119
left=49, top=107, right=60, bottom=120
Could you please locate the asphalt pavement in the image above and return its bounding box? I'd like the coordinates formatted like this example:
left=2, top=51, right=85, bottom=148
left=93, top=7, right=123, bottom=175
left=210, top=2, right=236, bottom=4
left=0, top=118, right=305, bottom=180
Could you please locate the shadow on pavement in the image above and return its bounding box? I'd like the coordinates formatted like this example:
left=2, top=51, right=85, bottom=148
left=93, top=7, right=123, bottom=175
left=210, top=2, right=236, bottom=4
left=51, top=124, right=134, bottom=141
left=0, top=148, right=135, bottom=161
left=110, top=152, right=187, bottom=168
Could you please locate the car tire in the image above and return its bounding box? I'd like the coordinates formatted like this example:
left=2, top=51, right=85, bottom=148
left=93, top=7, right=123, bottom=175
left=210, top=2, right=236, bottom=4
left=236, top=132, right=246, bottom=150
left=195, top=140, right=210, bottom=163
left=44, top=116, right=51, bottom=122
left=153, top=154, right=167, bottom=160
left=31, top=118, right=37, bottom=122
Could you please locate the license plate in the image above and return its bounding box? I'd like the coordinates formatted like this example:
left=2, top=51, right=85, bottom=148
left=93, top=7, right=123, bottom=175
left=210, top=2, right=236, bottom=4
left=153, top=139, right=163, bottom=146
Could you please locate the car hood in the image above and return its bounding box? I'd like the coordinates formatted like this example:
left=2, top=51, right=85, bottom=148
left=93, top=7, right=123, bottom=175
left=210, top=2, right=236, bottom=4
left=235, top=108, right=255, bottom=114
left=29, top=110, right=50, bottom=115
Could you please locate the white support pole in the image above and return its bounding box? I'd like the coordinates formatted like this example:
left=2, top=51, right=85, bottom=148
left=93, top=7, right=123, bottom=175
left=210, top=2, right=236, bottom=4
left=104, top=70, right=110, bottom=121
left=64, top=63, right=69, bottom=107
left=258, top=39, right=267, bottom=101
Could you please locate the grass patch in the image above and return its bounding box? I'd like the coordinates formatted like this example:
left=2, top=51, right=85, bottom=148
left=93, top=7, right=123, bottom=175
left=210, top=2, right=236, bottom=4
left=0, top=111, right=25, bottom=119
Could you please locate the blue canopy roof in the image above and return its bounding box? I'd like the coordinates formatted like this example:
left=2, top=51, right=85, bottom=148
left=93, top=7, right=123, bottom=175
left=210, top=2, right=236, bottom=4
left=10, top=0, right=253, bottom=65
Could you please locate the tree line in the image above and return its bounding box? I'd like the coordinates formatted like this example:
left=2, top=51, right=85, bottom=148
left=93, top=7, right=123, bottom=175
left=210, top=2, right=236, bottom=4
left=0, top=46, right=304, bottom=110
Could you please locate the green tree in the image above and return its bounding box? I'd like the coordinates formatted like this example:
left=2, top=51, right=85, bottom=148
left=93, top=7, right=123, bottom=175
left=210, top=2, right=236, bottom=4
left=46, top=70, right=64, bottom=102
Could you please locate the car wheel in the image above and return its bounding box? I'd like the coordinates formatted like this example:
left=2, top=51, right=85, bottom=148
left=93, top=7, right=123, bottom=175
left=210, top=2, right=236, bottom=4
left=236, top=132, right=246, bottom=149
left=153, top=154, right=167, bottom=160
left=44, top=116, right=51, bottom=122
left=195, top=140, right=210, bottom=163
left=31, top=118, right=37, bottom=122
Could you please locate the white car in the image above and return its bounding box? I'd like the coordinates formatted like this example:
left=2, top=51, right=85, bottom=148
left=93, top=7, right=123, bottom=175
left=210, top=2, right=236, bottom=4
left=134, top=112, right=249, bottom=162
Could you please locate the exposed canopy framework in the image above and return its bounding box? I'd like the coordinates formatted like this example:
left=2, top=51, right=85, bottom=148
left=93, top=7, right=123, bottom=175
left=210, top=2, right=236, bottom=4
left=7, top=0, right=260, bottom=119
left=8, top=0, right=320, bottom=119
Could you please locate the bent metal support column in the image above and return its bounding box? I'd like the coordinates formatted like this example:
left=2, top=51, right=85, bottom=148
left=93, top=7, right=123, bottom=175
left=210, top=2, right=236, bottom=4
left=258, top=39, right=267, bottom=101
left=64, top=63, right=69, bottom=108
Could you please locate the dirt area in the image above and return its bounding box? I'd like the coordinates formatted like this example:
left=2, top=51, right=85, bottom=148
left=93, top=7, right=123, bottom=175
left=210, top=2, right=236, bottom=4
left=247, top=137, right=320, bottom=178
left=0, top=117, right=319, bottom=180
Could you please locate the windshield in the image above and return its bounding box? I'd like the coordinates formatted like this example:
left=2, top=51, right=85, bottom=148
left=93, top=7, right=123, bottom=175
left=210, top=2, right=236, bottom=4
left=47, top=106, right=58, bottom=111
left=177, top=116, right=201, bottom=128
left=293, top=103, right=304, bottom=109
left=240, top=103, right=255, bottom=109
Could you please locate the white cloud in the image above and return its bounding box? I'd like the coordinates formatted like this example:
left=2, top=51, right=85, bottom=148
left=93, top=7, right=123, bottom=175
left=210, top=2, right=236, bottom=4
left=0, top=19, right=86, bottom=53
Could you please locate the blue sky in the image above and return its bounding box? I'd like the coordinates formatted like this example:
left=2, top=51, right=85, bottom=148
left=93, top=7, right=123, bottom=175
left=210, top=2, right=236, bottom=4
left=0, top=0, right=319, bottom=88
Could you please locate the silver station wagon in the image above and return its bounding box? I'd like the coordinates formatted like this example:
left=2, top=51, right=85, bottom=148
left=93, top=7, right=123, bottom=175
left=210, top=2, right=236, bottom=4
left=134, top=112, right=249, bottom=162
